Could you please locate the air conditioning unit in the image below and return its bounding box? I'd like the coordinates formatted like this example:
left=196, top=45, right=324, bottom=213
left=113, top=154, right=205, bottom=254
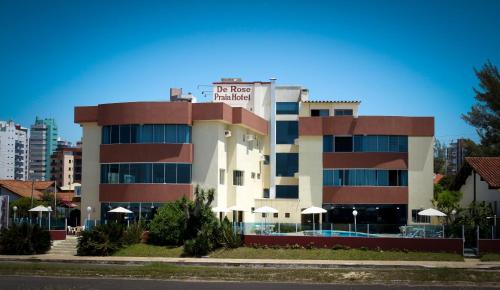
left=245, top=134, right=255, bottom=142
left=224, top=130, right=232, bottom=138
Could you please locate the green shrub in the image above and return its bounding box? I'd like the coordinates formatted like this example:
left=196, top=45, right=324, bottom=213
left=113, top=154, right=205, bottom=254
left=183, top=224, right=217, bottom=257
left=0, top=223, right=51, bottom=255
left=77, top=223, right=124, bottom=256
left=218, top=218, right=242, bottom=249
left=123, top=223, right=144, bottom=245
left=149, top=200, right=187, bottom=246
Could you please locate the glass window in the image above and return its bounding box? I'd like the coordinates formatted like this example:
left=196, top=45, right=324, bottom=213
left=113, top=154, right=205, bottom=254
left=389, top=136, right=399, bottom=152
left=129, top=164, right=140, bottom=183
left=141, top=125, right=154, bottom=143
left=276, top=185, right=298, bottom=199
left=233, top=170, right=244, bottom=186
left=177, top=125, right=191, bottom=143
left=399, top=170, right=408, bottom=186
left=120, top=125, right=131, bottom=144
left=119, top=163, right=130, bottom=183
left=154, top=124, right=165, bottom=143
left=219, top=169, right=225, bottom=185
left=355, top=169, right=366, bottom=186
left=366, top=170, right=377, bottom=186
left=353, top=135, right=363, bottom=152
left=378, top=135, right=389, bottom=152
left=276, top=153, right=298, bottom=177
left=276, top=102, right=299, bottom=114
left=102, top=126, right=110, bottom=144
left=365, top=136, right=377, bottom=152
left=108, top=164, right=119, bottom=184
left=323, top=135, right=333, bottom=152
left=263, top=155, right=270, bottom=165
left=333, top=170, right=342, bottom=186
left=153, top=164, right=164, bottom=183
left=323, top=170, right=333, bottom=186
left=334, top=136, right=353, bottom=152
left=276, top=121, right=298, bottom=144
left=100, top=164, right=108, bottom=183
left=165, top=125, right=177, bottom=143
left=177, top=164, right=191, bottom=183
left=141, top=163, right=153, bottom=183
left=110, top=125, right=120, bottom=144
left=311, top=109, right=329, bottom=116
left=165, top=163, right=176, bottom=183
left=334, top=109, right=353, bottom=116
left=377, top=170, right=389, bottom=186
left=398, top=136, right=408, bottom=152
left=263, top=188, right=270, bottom=198
left=130, top=125, right=140, bottom=143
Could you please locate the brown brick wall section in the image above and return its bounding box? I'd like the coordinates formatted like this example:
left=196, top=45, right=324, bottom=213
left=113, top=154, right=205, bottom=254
left=100, top=144, right=193, bottom=163
left=97, top=102, right=192, bottom=125
left=299, top=116, right=434, bottom=136
left=323, top=152, right=408, bottom=169
left=243, top=235, right=462, bottom=253
left=323, top=186, right=408, bottom=204
left=99, top=184, right=192, bottom=202
left=479, top=239, right=500, bottom=253
left=232, top=107, right=268, bottom=135
left=74, top=106, right=98, bottom=123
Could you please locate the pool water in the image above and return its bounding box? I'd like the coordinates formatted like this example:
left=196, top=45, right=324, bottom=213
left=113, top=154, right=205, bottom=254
left=303, top=230, right=377, bottom=237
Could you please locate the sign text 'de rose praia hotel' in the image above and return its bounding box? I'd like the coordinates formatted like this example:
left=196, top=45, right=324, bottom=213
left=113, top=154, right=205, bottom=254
left=74, top=78, right=434, bottom=225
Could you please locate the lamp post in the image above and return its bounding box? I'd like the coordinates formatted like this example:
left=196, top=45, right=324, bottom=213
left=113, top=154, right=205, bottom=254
left=352, top=210, right=358, bottom=234
left=12, top=206, right=17, bottom=224
left=47, top=206, right=52, bottom=230
left=86, top=206, right=92, bottom=229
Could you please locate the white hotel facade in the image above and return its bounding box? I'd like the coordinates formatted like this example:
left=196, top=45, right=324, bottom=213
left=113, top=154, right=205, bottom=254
left=75, top=78, right=434, bottom=226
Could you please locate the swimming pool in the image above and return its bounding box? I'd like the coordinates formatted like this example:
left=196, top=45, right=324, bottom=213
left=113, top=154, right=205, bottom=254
left=303, top=230, right=378, bottom=238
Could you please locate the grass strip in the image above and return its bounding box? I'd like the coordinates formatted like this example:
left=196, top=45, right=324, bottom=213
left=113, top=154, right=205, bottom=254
left=0, top=262, right=497, bottom=284
left=481, top=253, right=500, bottom=262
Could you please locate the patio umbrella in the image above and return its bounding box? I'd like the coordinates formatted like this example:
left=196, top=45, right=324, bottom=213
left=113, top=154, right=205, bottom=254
left=418, top=208, right=446, bottom=217
left=29, top=205, right=50, bottom=227
left=212, top=206, right=231, bottom=213
left=108, top=207, right=133, bottom=227
left=301, top=206, right=327, bottom=232
left=228, top=205, right=247, bottom=212
left=254, top=206, right=278, bottom=235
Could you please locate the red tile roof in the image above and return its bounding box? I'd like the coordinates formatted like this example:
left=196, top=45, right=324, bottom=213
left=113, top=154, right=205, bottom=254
left=434, top=174, right=444, bottom=184
left=465, top=157, right=500, bottom=188
left=0, top=180, right=72, bottom=202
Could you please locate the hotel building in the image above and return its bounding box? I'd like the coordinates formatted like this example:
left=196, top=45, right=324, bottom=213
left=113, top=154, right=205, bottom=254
left=75, top=78, right=434, bottom=225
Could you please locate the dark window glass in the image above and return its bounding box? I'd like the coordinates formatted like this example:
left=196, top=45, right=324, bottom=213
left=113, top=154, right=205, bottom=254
left=120, top=125, right=131, bottom=144
left=154, top=124, right=165, bottom=143
left=334, top=170, right=342, bottom=186
left=177, top=164, right=191, bottom=183
left=355, top=169, right=366, bottom=186
left=233, top=170, right=244, bottom=186
left=276, top=102, right=299, bottom=114
left=366, top=170, right=377, bottom=186
left=334, top=136, right=353, bottom=152
left=263, top=188, right=270, bottom=198
left=102, top=126, right=110, bottom=144
left=399, top=170, right=408, bottom=186
left=388, top=170, right=397, bottom=186
left=119, top=164, right=130, bottom=183
left=100, top=164, right=108, bottom=183
left=165, top=163, right=176, bottom=183
left=153, top=164, right=165, bottom=183
left=108, top=164, right=119, bottom=184
left=311, top=109, right=329, bottom=116
left=398, top=136, right=408, bottom=152
left=276, top=121, right=298, bottom=144
left=165, top=125, right=176, bottom=143
left=263, top=155, right=270, bottom=165
left=334, top=109, right=353, bottom=116
left=365, top=136, right=377, bottom=151
left=141, top=163, right=153, bottom=183
left=130, top=125, right=140, bottom=143
left=323, top=170, right=333, bottom=186
left=377, top=170, right=389, bottom=186
left=389, top=136, right=399, bottom=152
left=110, top=125, right=120, bottom=144
left=177, top=125, right=191, bottom=143
left=141, top=125, right=154, bottom=143
left=378, top=135, right=389, bottom=152
left=276, top=185, right=298, bottom=199
left=353, top=135, right=362, bottom=152
left=276, top=153, right=298, bottom=177
left=323, top=135, right=333, bottom=152
left=129, top=164, right=140, bottom=183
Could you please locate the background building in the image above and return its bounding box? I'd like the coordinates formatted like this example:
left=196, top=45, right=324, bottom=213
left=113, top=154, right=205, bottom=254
left=50, top=143, right=82, bottom=188
left=445, top=138, right=467, bottom=175
left=75, top=78, right=434, bottom=226
left=0, top=120, right=29, bottom=180
left=29, top=117, right=58, bottom=181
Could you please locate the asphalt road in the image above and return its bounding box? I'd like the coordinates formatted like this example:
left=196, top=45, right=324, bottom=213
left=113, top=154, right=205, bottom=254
left=0, top=276, right=496, bottom=290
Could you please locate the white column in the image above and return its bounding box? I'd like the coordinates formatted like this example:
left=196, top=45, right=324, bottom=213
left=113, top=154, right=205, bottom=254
left=269, top=77, right=277, bottom=199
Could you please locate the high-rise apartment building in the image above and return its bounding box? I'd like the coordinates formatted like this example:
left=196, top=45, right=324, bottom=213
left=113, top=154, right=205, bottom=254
left=29, top=117, right=58, bottom=181
left=50, top=143, right=82, bottom=188
left=0, top=120, right=29, bottom=180
left=445, top=139, right=467, bottom=175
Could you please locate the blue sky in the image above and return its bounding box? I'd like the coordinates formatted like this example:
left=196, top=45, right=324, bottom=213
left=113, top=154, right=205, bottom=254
left=1, top=0, right=499, bottom=144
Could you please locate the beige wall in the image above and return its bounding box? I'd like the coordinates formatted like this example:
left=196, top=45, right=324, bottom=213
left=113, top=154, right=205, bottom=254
left=299, top=102, right=360, bottom=117
left=408, top=136, right=434, bottom=224
left=298, top=136, right=323, bottom=209
left=254, top=198, right=301, bottom=223
left=460, top=173, right=500, bottom=215
left=80, top=123, right=101, bottom=221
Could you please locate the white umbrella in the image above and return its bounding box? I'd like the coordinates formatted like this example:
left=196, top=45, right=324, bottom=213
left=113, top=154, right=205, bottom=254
left=228, top=205, right=247, bottom=212
left=108, top=206, right=133, bottom=214
left=29, top=205, right=50, bottom=227
left=212, top=206, right=231, bottom=213
left=254, top=206, right=278, bottom=235
left=301, top=206, right=327, bottom=232
left=418, top=208, right=446, bottom=217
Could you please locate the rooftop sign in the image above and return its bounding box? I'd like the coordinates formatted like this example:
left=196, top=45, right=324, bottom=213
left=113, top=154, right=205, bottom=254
left=213, top=84, right=253, bottom=108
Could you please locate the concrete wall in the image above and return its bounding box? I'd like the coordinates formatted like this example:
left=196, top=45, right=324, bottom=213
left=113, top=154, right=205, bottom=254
left=80, top=123, right=101, bottom=221
left=408, top=137, right=434, bottom=224
left=299, top=102, right=360, bottom=117
left=298, top=136, right=323, bottom=210
left=460, top=173, right=500, bottom=215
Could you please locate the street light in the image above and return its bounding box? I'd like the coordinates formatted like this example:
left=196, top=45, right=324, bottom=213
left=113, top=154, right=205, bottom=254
left=352, top=210, right=358, bottom=234
left=86, top=206, right=92, bottom=229
left=47, top=206, right=52, bottom=230
left=12, top=206, right=18, bottom=223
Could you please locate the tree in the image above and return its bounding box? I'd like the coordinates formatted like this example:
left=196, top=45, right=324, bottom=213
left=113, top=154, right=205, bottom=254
left=433, top=139, right=446, bottom=174
left=10, top=197, right=48, bottom=218
left=462, top=61, right=500, bottom=156
left=148, top=198, right=188, bottom=245
left=432, top=189, right=463, bottom=225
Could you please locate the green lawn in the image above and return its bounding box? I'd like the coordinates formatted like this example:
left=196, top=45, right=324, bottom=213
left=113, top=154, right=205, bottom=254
left=481, top=253, right=500, bottom=261
left=210, top=247, right=463, bottom=261
left=114, top=244, right=463, bottom=261
left=114, top=244, right=183, bottom=257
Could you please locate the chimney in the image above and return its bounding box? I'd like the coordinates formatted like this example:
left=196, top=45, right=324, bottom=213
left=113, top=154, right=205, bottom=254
left=170, top=88, right=182, bottom=101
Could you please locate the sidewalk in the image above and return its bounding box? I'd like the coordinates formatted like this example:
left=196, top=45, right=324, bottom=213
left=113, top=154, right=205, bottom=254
left=1, top=254, right=500, bottom=270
